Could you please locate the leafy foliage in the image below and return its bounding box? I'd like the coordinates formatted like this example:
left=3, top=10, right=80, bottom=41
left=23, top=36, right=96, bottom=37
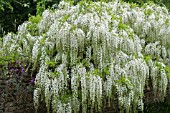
left=0, top=0, right=60, bottom=37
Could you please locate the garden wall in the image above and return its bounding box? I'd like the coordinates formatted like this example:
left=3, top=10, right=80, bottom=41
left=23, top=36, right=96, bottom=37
left=0, top=75, right=35, bottom=113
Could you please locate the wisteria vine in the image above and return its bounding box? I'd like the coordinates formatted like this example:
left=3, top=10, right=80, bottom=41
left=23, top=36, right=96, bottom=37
left=1, top=0, right=170, bottom=113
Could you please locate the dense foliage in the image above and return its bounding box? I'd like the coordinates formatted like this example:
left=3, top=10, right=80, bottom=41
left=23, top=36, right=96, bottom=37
left=1, top=0, right=170, bottom=113
left=0, top=0, right=35, bottom=37
left=123, top=0, right=170, bottom=9
left=0, top=0, right=61, bottom=37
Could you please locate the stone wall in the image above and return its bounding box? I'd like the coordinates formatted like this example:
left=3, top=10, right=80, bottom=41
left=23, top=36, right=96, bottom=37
left=0, top=75, right=34, bottom=113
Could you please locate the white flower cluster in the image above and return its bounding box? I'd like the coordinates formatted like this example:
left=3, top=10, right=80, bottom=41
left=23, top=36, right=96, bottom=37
left=148, top=60, right=168, bottom=101
left=1, top=0, right=170, bottom=113
left=33, top=88, right=41, bottom=113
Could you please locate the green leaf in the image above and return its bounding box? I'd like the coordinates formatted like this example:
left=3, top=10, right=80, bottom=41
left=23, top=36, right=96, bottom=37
left=0, top=5, right=4, bottom=11
left=144, top=9, right=153, bottom=16
left=82, top=59, right=89, bottom=67
left=118, top=23, right=129, bottom=30
left=61, top=14, right=70, bottom=23
left=167, top=73, right=170, bottom=79
left=46, top=61, right=56, bottom=67
left=144, top=55, right=152, bottom=63
left=29, top=15, right=42, bottom=24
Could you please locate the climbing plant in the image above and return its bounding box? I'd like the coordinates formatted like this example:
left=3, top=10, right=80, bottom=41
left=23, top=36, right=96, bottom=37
left=1, top=0, right=170, bottom=113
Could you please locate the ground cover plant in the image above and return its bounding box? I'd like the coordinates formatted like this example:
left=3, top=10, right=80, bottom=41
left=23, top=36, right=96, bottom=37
left=1, top=0, right=170, bottom=113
